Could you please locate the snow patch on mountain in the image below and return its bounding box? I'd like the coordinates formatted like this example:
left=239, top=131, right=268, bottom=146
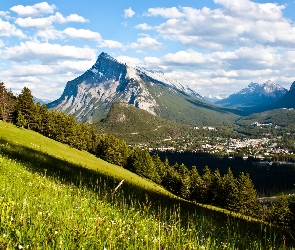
left=136, top=67, right=202, bottom=98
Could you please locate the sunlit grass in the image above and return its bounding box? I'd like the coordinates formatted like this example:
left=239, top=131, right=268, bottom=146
left=1, top=122, right=294, bottom=249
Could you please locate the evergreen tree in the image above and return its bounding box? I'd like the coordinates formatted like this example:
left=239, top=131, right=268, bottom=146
left=126, top=147, right=160, bottom=183
left=96, top=133, right=130, bottom=167
left=152, top=154, right=166, bottom=182
left=175, top=163, right=191, bottom=199
left=189, top=166, right=203, bottom=202
left=269, top=195, right=294, bottom=228
left=161, top=164, right=181, bottom=195
left=221, top=168, right=239, bottom=210
left=234, top=172, right=260, bottom=216
left=200, top=166, right=213, bottom=203
left=211, top=169, right=223, bottom=206
left=0, top=82, right=15, bottom=122
left=16, top=87, right=35, bottom=128
left=16, top=110, right=27, bottom=128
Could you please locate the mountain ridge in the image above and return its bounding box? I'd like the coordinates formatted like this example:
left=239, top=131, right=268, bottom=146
left=216, top=80, right=287, bottom=109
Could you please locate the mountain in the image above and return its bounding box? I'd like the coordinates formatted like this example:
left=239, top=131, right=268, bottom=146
left=33, top=96, right=51, bottom=105
left=203, top=94, right=228, bottom=103
left=47, top=52, right=242, bottom=126
left=215, top=80, right=287, bottom=109
left=265, top=81, right=295, bottom=110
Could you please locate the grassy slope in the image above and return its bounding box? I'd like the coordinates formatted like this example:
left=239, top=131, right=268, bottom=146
left=0, top=122, right=172, bottom=196
left=1, top=122, right=294, bottom=248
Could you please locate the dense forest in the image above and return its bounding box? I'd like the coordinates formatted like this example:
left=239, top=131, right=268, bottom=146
left=0, top=83, right=294, bottom=230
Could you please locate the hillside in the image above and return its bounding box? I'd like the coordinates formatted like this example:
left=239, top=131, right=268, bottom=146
left=98, top=102, right=239, bottom=148
left=99, top=102, right=194, bottom=144
left=1, top=122, right=294, bottom=248
left=236, top=108, right=295, bottom=128
left=0, top=122, right=169, bottom=195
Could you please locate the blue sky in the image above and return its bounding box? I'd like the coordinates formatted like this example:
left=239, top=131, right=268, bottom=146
left=0, top=0, right=295, bottom=100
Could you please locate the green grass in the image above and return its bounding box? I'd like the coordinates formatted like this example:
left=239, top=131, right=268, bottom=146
left=0, top=122, right=171, bottom=196
left=1, top=122, right=295, bottom=249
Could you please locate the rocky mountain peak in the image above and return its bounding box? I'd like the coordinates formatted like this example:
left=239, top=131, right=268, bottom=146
left=290, top=81, right=295, bottom=91
left=47, top=52, right=228, bottom=125
left=216, top=80, right=287, bottom=109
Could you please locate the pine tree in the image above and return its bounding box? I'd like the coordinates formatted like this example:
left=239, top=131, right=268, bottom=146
left=152, top=154, right=166, bottom=183
left=222, top=168, right=238, bottom=210
left=234, top=172, right=260, bottom=216
left=269, top=195, right=294, bottom=228
left=16, top=87, right=35, bottom=128
left=96, top=133, right=130, bottom=167
left=126, top=147, right=160, bottom=183
left=0, top=82, right=15, bottom=122
left=200, top=166, right=213, bottom=203
left=211, top=169, right=223, bottom=206
left=16, top=110, right=27, bottom=128
left=189, top=166, right=203, bottom=202
left=175, top=163, right=191, bottom=199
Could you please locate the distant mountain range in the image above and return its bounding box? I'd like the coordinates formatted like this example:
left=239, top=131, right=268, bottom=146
left=215, top=80, right=287, bottom=109
left=203, top=94, right=228, bottom=103
left=47, top=52, right=242, bottom=126
left=33, top=97, right=52, bottom=105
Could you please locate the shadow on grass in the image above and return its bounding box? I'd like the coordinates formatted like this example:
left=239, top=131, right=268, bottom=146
left=1, top=137, right=294, bottom=248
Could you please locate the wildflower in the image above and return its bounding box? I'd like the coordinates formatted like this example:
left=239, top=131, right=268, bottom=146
left=54, top=231, right=58, bottom=235
left=200, top=235, right=205, bottom=243
left=3, top=233, right=6, bottom=237
left=164, top=227, right=169, bottom=233
left=18, top=245, right=23, bottom=249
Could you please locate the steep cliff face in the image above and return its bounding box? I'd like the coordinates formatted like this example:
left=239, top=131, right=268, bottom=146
left=47, top=53, right=160, bottom=122
left=47, top=52, right=240, bottom=126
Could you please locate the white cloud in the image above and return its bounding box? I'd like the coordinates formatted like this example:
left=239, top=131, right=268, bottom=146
left=10, top=2, right=56, bottom=17
left=4, top=64, right=55, bottom=77
left=98, top=40, right=124, bottom=49
left=163, top=50, right=209, bottom=65
left=3, top=41, right=96, bottom=63
left=63, top=28, right=102, bottom=41
left=0, top=11, right=10, bottom=19
left=0, top=18, right=27, bottom=38
left=14, top=12, right=88, bottom=30
left=135, top=23, right=153, bottom=30
left=36, top=28, right=64, bottom=41
left=52, top=12, right=88, bottom=24
left=145, top=7, right=184, bottom=19
left=150, top=3, right=295, bottom=50
left=15, top=16, right=52, bottom=29
left=127, top=37, right=164, bottom=51
left=124, top=7, right=135, bottom=18
left=65, top=14, right=88, bottom=23
left=116, top=56, right=142, bottom=67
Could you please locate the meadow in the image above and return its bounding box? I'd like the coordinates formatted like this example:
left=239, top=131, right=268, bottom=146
left=0, top=122, right=294, bottom=249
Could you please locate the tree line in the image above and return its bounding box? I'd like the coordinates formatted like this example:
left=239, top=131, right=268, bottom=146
left=0, top=83, right=294, bottom=230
